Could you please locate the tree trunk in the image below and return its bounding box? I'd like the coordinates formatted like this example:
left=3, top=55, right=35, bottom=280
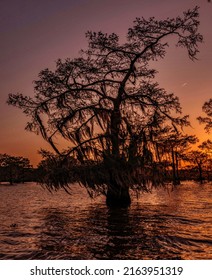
left=106, top=184, right=131, bottom=208
left=198, top=163, right=203, bottom=184
left=175, top=151, right=180, bottom=185
left=110, top=107, right=121, bottom=157
left=171, top=148, right=177, bottom=185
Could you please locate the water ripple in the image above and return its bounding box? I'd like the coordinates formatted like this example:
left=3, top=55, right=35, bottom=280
left=0, top=182, right=211, bottom=259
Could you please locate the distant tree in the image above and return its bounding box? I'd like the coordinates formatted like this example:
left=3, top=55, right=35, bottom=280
left=197, top=99, right=212, bottom=133
left=198, top=140, right=212, bottom=181
left=184, top=140, right=212, bottom=183
left=0, top=154, right=32, bottom=184
left=186, top=149, right=209, bottom=183
left=156, top=132, right=198, bottom=185
left=7, top=7, right=202, bottom=207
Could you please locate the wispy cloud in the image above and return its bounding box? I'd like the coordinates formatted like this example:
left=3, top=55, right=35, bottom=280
left=181, top=82, right=188, bottom=87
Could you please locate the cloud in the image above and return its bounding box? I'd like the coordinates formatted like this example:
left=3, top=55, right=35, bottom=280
left=182, top=82, right=188, bottom=87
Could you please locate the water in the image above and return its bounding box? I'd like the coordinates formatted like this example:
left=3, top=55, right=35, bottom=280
left=0, top=181, right=211, bottom=259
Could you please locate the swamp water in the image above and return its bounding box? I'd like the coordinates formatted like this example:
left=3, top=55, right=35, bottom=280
left=0, top=181, right=211, bottom=259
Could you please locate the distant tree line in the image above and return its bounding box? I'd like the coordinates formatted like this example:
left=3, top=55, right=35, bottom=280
left=1, top=136, right=211, bottom=186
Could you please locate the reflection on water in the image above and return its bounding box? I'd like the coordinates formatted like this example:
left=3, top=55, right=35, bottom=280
left=0, top=182, right=211, bottom=259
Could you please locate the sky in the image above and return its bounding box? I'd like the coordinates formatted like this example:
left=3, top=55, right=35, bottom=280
left=0, top=0, right=211, bottom=167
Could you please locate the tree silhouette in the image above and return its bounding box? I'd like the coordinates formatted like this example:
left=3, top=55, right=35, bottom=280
left=199, top=139, right=212, bottom=153
left=197, top=99, right=212, bottom=133
left=186, top=150, right=208, bottom=183
left=0, top=154, right=32, bottom=184
left=198, top=140, right=212, bottom=181
left=183, top=140, right=212, bottom=183
left=156, top=132, right=198, bottom=185
left=8, top=7, right=202, bottom=207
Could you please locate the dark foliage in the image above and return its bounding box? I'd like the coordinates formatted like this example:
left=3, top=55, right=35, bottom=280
left=197, top=99, right=212, bottom=133
left=0, top=154, right=32, bottom=184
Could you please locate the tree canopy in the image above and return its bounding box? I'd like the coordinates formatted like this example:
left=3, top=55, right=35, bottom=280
left=197, top=99, right=212, bottom=133
left=0, top=154, right=32, bottom=184
left=7, top=7, right=203, bottom=206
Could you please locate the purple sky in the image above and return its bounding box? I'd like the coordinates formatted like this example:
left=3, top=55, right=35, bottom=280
left=0, top=0, right=211, bottom=166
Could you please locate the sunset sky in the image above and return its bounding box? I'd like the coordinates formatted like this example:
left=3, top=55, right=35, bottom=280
left=0, top=0, right=211, bottom=167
